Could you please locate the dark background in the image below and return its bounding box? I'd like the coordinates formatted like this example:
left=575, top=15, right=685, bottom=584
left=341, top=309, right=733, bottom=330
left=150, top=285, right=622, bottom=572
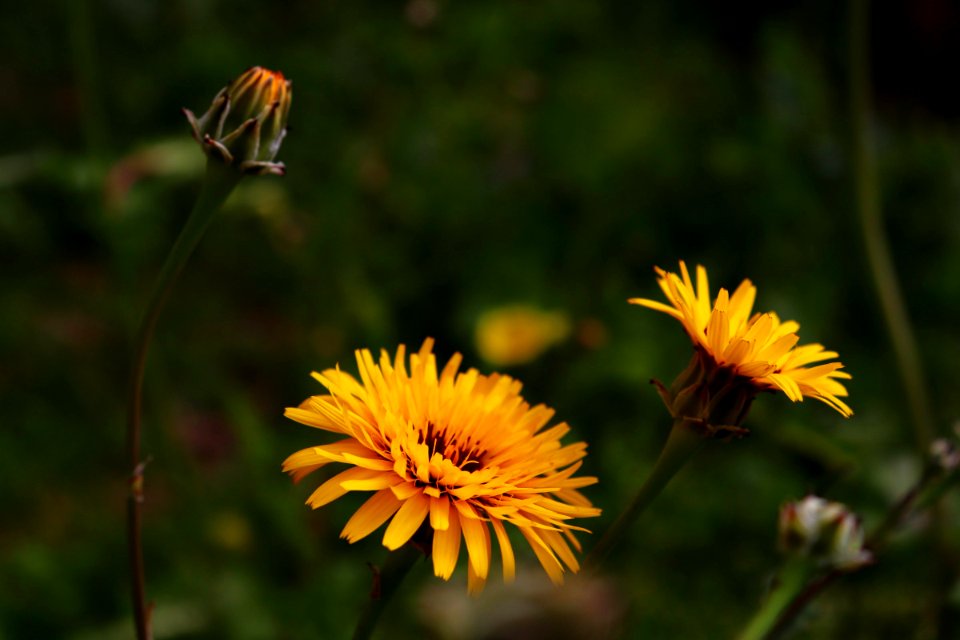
left=2, top=1, right=959, bottom=638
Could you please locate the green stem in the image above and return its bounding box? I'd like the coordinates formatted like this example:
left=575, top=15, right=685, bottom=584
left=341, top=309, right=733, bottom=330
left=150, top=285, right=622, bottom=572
left=67, top=0, right=107, bottom=159
left=586, top=419, right=704, bottom=568
left=352, top=544, right=424, bottom=640
left=737, top=558, right=815, bottom=640
left=850, top=0, right=952, bottom=633
left=867, top=476, right=924, bottom=551
left=126, top=162, right=240, bottom=640
left=850, top=0, right=935, bottom=452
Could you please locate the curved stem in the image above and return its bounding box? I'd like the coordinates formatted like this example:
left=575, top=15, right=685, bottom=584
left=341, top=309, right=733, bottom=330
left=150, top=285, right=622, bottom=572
left=352, top=544, right=424, bottom=640
left=850, top=0, right=951, bottom=633
left=850, top=0, right=934, bottom=452
left=586, top=419, right=704, bottom=568
left=126, top=162, right=240, bottom=640
left=67, top=0, right=106, bottom=159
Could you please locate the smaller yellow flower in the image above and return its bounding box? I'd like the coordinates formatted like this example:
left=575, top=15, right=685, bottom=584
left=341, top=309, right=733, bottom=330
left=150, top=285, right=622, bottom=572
left=630, top=261, right=852, bottom=427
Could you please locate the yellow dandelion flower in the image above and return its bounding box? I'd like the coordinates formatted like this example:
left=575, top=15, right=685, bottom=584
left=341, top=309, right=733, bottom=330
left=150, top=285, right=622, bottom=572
left=283, top=339, right=600, bottom=594
left=630, top=261, right=852, bottom=425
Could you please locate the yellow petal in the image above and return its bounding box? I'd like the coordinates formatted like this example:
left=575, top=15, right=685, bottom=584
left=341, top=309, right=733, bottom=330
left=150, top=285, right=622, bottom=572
left=520, top=527, right=565, bottom=585
left=766, top=373, right=804, bottom=402
left=282, top=438, right=363, bottom=473
left=390, top=481, right=420, bottom=500
left=490, top=518, right=515, bottom=583
left=453, top=499, right=482, bottom=520
left=788, top=362, right=846, bottom=381
left=738, top=361, right=776, bottom=378
left=341, top=452, right=395, bottom=471
left=756, top=333, right=799, bottom=364
left=743, top=313, right=775, bottom=345
left=722, top=337, right=753, bottom=365
left=340, top=489, right=402, bottom=543
left=727, top=279, right=756, bottom=327
left=705, top=307, right=729, bottom=357
left=382, top=491, right=430, bottom=550
left=288, top=464, right=324, bottom=484
left=627, top=298, right=683, bottom=320
left=467, top=557, right=487, bottom=595
left=460, top=513, right=491, bottom=580
left=812, top=394, right=854, bottom=417
left=783, top=344, right=837, bottom=368
left=432, top=509, right=462, bottom=580
left=284, top=406, right=346, bottom=433
left=306, top=466, right=382, bottom=508
left=539, top=528, right=579, bottom=572
left=679, top=261, right=693, bottom=291
left=695, top=264, right=711, bottom=320
left=430, top=496, right=451, bottom=531
left=340, top=472, right=402, bottom=491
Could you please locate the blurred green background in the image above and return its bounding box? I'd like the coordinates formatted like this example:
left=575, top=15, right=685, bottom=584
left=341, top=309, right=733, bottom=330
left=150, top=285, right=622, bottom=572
left=2, top=1, right=959, bottom=638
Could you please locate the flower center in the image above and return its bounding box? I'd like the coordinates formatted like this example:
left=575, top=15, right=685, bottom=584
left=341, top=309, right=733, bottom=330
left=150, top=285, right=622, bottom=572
left=419, top=421, right=486, bottom=473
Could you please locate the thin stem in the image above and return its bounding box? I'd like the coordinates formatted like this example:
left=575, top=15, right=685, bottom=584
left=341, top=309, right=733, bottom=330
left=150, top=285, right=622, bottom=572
left=737, top=558, right=815, bottom=640
left=850, top=0, right=935, bottom=452
left=67, top=0, right=107, bottom=159
left=352, top=544, right=424, bottom=640
left=851, top=0, right=951, bottom=634
left=586, top=419, right=704, bottom=568
left=867, top=479, right=922, bottom=551
left=126, top=162, right=240, bottom=640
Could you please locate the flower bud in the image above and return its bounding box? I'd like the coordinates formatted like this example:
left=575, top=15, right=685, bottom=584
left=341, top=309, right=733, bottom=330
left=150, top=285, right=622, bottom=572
left=929, top=438, right=960, bottom=475
left=184, top=67, right=291, bottom=176
left=778, top=496, right=871, bottom=571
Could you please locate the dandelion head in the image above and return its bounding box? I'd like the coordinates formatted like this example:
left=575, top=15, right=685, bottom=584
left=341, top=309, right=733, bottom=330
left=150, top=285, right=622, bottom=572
left=630, top=261, right=852, bottom=435
left=283, top=339, right=600, bottom=594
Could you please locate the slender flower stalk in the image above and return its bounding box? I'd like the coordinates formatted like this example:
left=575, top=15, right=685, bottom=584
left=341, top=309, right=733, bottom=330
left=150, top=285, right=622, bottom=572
left=586, top=418, right=703, bottom=567
left=738, top=558, right=814, bottom=640
left=351, top=544, right=425, bottom=640
left=126, top=67, right=291, bottom=640
left=126, top=162, right=239, bottom=639
left=850, top=1, right=953, bottom=633
left=849, top=0, right=934, bottom=453
left=588, top=262, right=852, bottom=568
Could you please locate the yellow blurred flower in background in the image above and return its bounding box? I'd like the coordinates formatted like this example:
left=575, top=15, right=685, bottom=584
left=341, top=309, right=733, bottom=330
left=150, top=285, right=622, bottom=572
left=474, top=305, right=571, bottom=367
left=207, top=511, right=253, bottom=553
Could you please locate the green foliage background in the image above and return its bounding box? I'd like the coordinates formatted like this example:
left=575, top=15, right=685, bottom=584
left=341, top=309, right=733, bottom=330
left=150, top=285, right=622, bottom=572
left=2, top=2, right=959, bottom=638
